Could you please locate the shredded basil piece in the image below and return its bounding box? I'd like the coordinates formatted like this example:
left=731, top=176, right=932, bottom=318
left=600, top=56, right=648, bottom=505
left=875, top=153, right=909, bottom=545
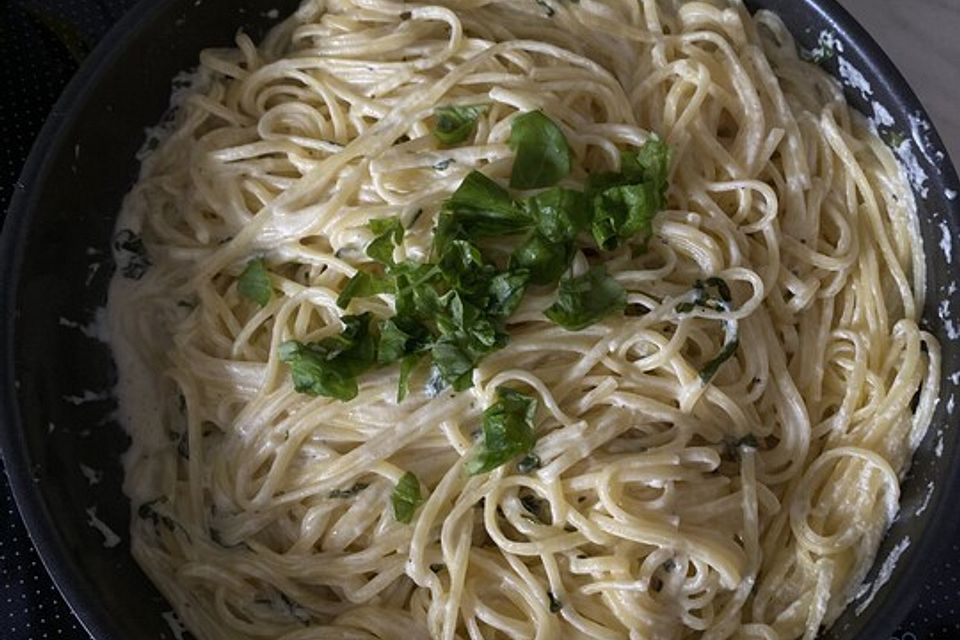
left=674, top=277, right=740, bottom=383
left=238, top=258, right=272, bottom=307
left=699, top=335, right=739, bottom=383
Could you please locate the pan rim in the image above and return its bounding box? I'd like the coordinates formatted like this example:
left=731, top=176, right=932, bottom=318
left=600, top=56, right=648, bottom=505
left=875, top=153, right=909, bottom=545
left=1, top=1, right=958, bottom=639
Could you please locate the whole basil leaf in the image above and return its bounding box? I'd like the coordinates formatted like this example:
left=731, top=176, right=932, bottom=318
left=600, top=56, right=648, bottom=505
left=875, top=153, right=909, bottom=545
left=509, top=111, right=571, bottom=189
left=545, top=266, right=626, bottom=330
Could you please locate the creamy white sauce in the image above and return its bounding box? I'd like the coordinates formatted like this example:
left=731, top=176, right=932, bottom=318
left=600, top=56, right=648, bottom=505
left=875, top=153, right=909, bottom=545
left=837, top=57, right=872, bottom=100
left=63, top=390, right=112, bottom=405
left=85, top=507, right=121, bottom=548
left=895, top=138, right=931, bottom=199
left=854, top=536, right=911, bottom=616
left=915, top=481, right=935, bottom=516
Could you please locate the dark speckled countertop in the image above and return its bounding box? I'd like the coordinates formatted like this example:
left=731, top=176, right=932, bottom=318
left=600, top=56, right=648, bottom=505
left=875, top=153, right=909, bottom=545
left=1, top=1, right=958, bottom=638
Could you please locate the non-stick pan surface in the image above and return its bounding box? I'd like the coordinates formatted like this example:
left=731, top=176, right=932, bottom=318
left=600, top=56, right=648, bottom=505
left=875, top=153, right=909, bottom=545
left=2, top=1, right=958, bottom=639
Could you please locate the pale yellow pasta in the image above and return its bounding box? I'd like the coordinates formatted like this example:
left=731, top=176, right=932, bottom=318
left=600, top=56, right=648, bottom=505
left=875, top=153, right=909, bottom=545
left=107, top=1, right=939, bottom=639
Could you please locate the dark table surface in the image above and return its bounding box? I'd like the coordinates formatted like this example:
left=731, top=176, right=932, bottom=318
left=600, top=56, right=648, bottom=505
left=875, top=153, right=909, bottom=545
left=0, top=1, right=958, bottom=639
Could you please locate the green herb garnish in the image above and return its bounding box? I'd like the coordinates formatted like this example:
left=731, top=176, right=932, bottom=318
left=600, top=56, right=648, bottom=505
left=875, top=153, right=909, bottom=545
left=281, top=116, right=671, bottom=402
left=237, top=258, right=272, bottom=307
left=432, top=104, right=489, bottom=146
left=587, top=138, right=669, bottom=250
left=391, top=471, right=424, bottom=523
left=545, top=266, right=626, bottom=330
left=509, top=110, right=571, bottom=189
left=466, top=387, right=538, bottom=475
left=524, top=187, right=590, bottom=243
left=674, top=278, right=740, bottom=383
left=278, top=313, right=377, bottom=401
left=366, top=217, right=405, bottom=267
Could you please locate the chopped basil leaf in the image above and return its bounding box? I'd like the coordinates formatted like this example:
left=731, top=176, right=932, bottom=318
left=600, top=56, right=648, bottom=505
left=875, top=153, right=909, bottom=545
left=486, top=270, right=530, bottom=318
left=432, top=334, right=478, bottom=391
left=586, top=139, right=670, bottom=250
left=366, top=217, right=405, bottom=266
left=394, top=265, right=445, bottom=320
left=524, top=187, right=590, bottom=243
left=238, top=258, right=272, bottom=307
left=336, top=271, right=393, bottom=309
left=699, top=334, right=739, bottom=383
left=377, top=317, right=430, bottom=365
left=509, top=111, right=571, bottom=189
left=624, top=137, right=670, bottom=203
left=397, top=353, right=423, bottom=402
left=391, top=471, right=424, bottom=523
left=590, top=181, right=658, bottom=251
left=510, top=233, right=575, bottom=285
left=466, top=387, right=538, bottom=475
left=545, top=266, right=626, bottom=330
left=438, top=239, right=496, bottom=295
left=278, top=313, right=377, bottom=401
left=444, top=171, right=532, bottom=237
left=432, top=104, right=489, bottom=146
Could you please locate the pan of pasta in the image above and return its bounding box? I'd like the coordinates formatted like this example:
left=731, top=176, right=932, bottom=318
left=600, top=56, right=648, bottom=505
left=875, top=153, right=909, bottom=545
left=1, top=0, right=958, bottom=639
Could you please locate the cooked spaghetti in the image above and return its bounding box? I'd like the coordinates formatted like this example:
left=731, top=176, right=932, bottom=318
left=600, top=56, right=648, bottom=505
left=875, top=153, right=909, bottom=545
left=106, top=1, right=940, bottom=638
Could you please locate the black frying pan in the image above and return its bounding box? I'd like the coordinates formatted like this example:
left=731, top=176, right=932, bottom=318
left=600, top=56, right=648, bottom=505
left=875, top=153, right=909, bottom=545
left=2, top=1, right=958, bottom=638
